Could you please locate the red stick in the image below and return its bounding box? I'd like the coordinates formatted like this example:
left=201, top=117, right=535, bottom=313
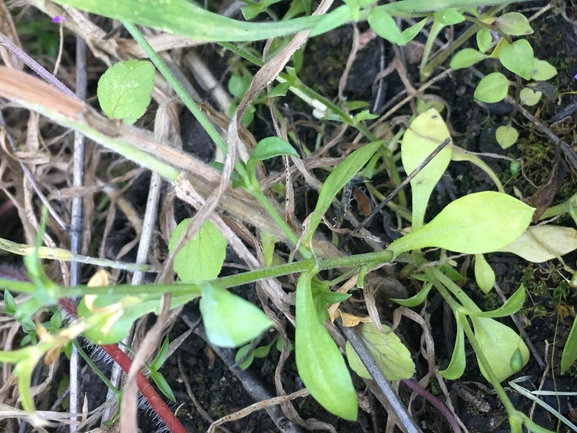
left=100, top=344, right=188, bottom=433
left=58, top=299, right=188, bottom=433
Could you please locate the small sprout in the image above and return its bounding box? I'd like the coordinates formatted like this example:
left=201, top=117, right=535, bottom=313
left=495, top=125, right=519, bottom=149
left=509, top=347, right=524, bottom=372
left=510, top=160, right=521, bottom=177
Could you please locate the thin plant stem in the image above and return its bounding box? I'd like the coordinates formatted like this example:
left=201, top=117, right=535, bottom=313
left=121, top=22, right=249, bottom=180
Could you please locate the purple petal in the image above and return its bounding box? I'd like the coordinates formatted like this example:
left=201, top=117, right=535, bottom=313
left=52, top=16, right=68, bottom=23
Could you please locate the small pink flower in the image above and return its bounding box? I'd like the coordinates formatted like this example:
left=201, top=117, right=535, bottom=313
left=52, top=16, right=68, bottom=24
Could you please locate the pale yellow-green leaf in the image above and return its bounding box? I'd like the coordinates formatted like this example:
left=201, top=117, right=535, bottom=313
left=388, top=192, right=534, bottom=256
left=495, top=125, right=519, bottom=149
left=499, top=225, right=577, bottom=263
left=401, top=109, right=452, bottom=229
left=519, top=88, right=542, bottom=106
left=474, top=254, right=495, bottom=294
left=472, top=316, right=529, bottom=382
left=345, top=322, right=415, bottom=380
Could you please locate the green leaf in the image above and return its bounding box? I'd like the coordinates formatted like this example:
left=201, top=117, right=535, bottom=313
left=464, top=284, right=526, bottom=318
left=4, top=290, right=15, bottom=315
left=471, top=316, right=529, bottom=382
left=169, top=219, right=227, bottom=282
left=295, top=271, right=357, bottom=420
left=499, top=225, right=577, bottom=263
left=301, top=140, right=382, bottom=248
left=250, top=137, right=299, bottom=162
left=493, top=12, right=533, bottom=36
left=228, top=73, right=252, bottom=99
left=476, top=28, right=492, bottom=53
left=311, top=5, right=352, bottom=37
left=499, top=39, right=534, bottom=80
left=345, top=322, right=415, bottom=380
left=561, top=317, right=577, bottom=374
left=531, top=59, right=557, bottom=81
left=474, top=254, right=495, bottom=294
left=433, top=9, right=464, bottom=25
left=149, top=336, right=170, bottom=372
left=392, top=282, right=433, bottom=307
left=269, top=82, right=291, bottom=97
left=97, top=60, right=155, bottom=124
left=200, top=283, right=273, bottom=348
left=519, top=87, right=542, bottom=106
left=401, top=108, right=452, bottom=229
left=439, top=317, right=466, bottom=380
left=400, top=18, right=428, bottom=45
left=149, top=370, right=176, bottom=402
left=450, top=48, right=489, bottom=69
left=369, top=11, right=426, bottom=46
left=474, top=72, right=510, bottom=103
left=235, top=344, right=255, bottom=370
left=388, top=192, right=535, bottom=256
left=368, top=9, right=403, bottom=45
left=79, top=293, right=199, bottom=344
left=495, top=125, right=519, bottom=149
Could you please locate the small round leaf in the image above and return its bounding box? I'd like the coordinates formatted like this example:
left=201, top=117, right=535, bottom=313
left=474, top=72, right=510, bottom=103
left=519, top=88, right=542, bottom=106
left=97, top=60, right=155, bottom=124
left=495, top=125, right=519, bottom=149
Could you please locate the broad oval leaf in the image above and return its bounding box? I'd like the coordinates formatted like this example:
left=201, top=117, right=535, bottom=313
left=345, top=322, right=415, bottom=381
left=499, top=225, right=577, bottom=262
left=199, top=283, right=273, bottom=348
left=250, top=137, right=299, bottom=161
left=471, top=316, right=529, bottom=382
left=493, top=12, right=534, bottom=36
left=388, top=191, right=535, bottom=256
left=531, top=59, right=557, bottom=81
left=296, top=272, right=357, bottom=420
left=500, top=39, right=534, bottom=80
left=169, top=219, right=227, bottom=282
left=474, top=72, right=510, bottom=103
left=401, top=108, right=452, bottom=229
left=97, top=60, right=155, bottom=124
left=450, top=48, right=488, bottom=69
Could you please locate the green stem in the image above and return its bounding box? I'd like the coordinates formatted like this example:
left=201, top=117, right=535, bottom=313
left=73, top=340, right=120, bottom=395
left=250, top=189, right=311, bottom=258
left=0, top=250, right=395, bottom=298
left=425, top=267, right=524, bottom=433
left=420, top=19, right=447, bottom=82
left=122, top=21, right=250, bottom=182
